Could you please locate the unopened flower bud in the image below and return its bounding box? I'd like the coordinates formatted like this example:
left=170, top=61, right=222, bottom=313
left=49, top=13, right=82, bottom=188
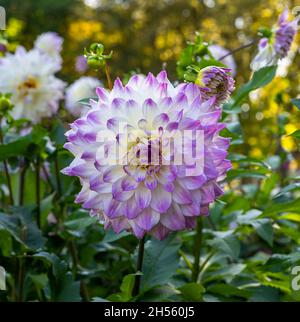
left=0, top=94, right=13, bottom=115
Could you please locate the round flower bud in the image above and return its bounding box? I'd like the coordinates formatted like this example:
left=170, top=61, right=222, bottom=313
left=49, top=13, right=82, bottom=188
left=87, top=57, right=105, bottom=70
left=0, top=95, right=13, bottom=114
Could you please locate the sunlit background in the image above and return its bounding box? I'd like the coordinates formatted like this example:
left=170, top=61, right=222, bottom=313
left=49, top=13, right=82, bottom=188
left=1, top=0, right=300, bottom=164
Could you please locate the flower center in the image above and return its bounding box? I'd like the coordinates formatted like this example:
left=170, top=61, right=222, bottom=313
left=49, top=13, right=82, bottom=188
left=18, top=77, right=39, bottom=98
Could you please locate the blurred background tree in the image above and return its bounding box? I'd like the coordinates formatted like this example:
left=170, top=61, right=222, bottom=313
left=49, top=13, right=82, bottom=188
left=1, top=0, right=300, bottom=161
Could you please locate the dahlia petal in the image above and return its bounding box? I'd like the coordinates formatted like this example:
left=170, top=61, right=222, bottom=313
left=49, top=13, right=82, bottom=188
left=135, top=184, right=151, bottom=209
left=136, top=208, right=160, bottom=231
left=112, top=179, right=134, bottom=201
left=151, top=223, right=171, bottom=240
left=103, top=166, right=125, bottom=183
left=172, top=183, right=193, bottom=205
left=150, top=185, right=172, bottom=213
left=160, top=205, right=186, bottom=230
left=103, top=197, right=121, bottom=218
left=179, top=175, right=207, bottom=190
left=123, top=197, right=141, bottom=219
left=96, top=87, right=109, bottom=102
left=121, top=176, right=139, bottom=191
left=144, top=175, right=158, bottom=190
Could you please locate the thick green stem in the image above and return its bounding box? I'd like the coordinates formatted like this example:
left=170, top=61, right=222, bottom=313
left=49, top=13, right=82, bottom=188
left=0, top=123, right=14, bottom=206
left=133, top=236, right=146, bottom=297
left=192, top=216, right=203, bottom=283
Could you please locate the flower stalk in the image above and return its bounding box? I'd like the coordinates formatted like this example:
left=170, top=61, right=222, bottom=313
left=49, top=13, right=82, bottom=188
left=192, top=216, right=203, bottom=283
left=133, top=236, right=146, bottom=297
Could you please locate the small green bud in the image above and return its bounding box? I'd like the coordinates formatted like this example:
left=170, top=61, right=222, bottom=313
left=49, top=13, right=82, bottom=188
left=87, top=57, right=105, bottom=70
left=84, top=43, right=113, bottom=71
left=258, top=27, right=272, bottom=38
left=0, top=94, right=13, bottom=115
left=184, top=65, right=200, bottom=83
left=90, top=43, right=104, bottom=55
left=195, top=44, right=209, bottom=56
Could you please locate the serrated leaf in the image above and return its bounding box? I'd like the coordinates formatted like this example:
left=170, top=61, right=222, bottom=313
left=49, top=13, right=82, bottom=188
left=140, top=234, right=181, bottom=291
left=179, top=283, right=205, bottom=301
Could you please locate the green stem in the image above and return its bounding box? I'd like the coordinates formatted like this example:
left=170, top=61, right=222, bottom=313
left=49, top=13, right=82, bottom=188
left=68, top=239, right=90, bottom=302
left=0, top=123, right=14, bottom=206
left=19, top=159, right=28, bottom=206
left=17, top=256, right=25, bottom=302
left=132, top=236, right=146, bottom=297
left=35, top=156, right=41, bottom=228
left=192, top=216, right=203, bottom=283
left=105, top=64, right=113, bottom=90
left=54, top=154, right=62, bottom=198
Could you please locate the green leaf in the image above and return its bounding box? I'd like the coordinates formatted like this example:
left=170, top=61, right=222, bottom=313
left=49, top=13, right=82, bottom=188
left=264, top=253, right=300, bottom=272
left=102, top=229, right=130, bottom=243
left=33, top=252, right=67, bottom=279
left=291, top=98, right=300, bottom=110
left=237, top=210, right=273, bottom=246
left=289, top=130, right=300, bottom=139
left=64, top=210, right=97, bottom=231
left=0, top=210, right=45, bottom=251
left=120, top=274, right=136, bottom=298
left=273, top=183, right=300, bottom=199
left=107, top=274, right=138, bottom=302
left=227, top=168, right=270, bottom=180
left=231, top=65, right=277, bottom=108
left=204, top=263, right=246, bottom=283
left=263, top=199, right=300, bottom=216
left=207, top=283, right=251, bottom=299
left=140, top=234, right=181, bottom=291
left=55, top=272, right=81, bottom=302
left=0, top=230, right=12, bottom=256
left=179, top=283, right=205, bottom=301
left=0, top=126, right=47, bottom=161
left=78, top=97, right=97, bottom=106
left=207, top=232, right=240, bottom=260
left=251, top=219, right=273, bottom=246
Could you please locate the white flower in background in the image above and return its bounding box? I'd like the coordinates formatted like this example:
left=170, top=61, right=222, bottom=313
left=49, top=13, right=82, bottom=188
left=34, top=32, right=63, bottom=66
left=65, top=77, right=101, bottom=117
left=209, top=44, right=237, bottom=76
left=0, top=46, right=65, bottom=123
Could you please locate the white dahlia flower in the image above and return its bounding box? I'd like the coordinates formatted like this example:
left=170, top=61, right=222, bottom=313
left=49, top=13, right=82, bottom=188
left=0, top=47, right=65, bottom=123
left=65, top=77, right=102, bottom=117
left=34, top=32, right=63, bottom=66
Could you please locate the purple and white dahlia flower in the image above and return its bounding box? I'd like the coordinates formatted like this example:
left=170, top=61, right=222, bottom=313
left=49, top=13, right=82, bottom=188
left=251, top=8, right=299, bottom=71
left=195, top=66, right=235, bottom=105
left=62, top=71, right=231, bottom=239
